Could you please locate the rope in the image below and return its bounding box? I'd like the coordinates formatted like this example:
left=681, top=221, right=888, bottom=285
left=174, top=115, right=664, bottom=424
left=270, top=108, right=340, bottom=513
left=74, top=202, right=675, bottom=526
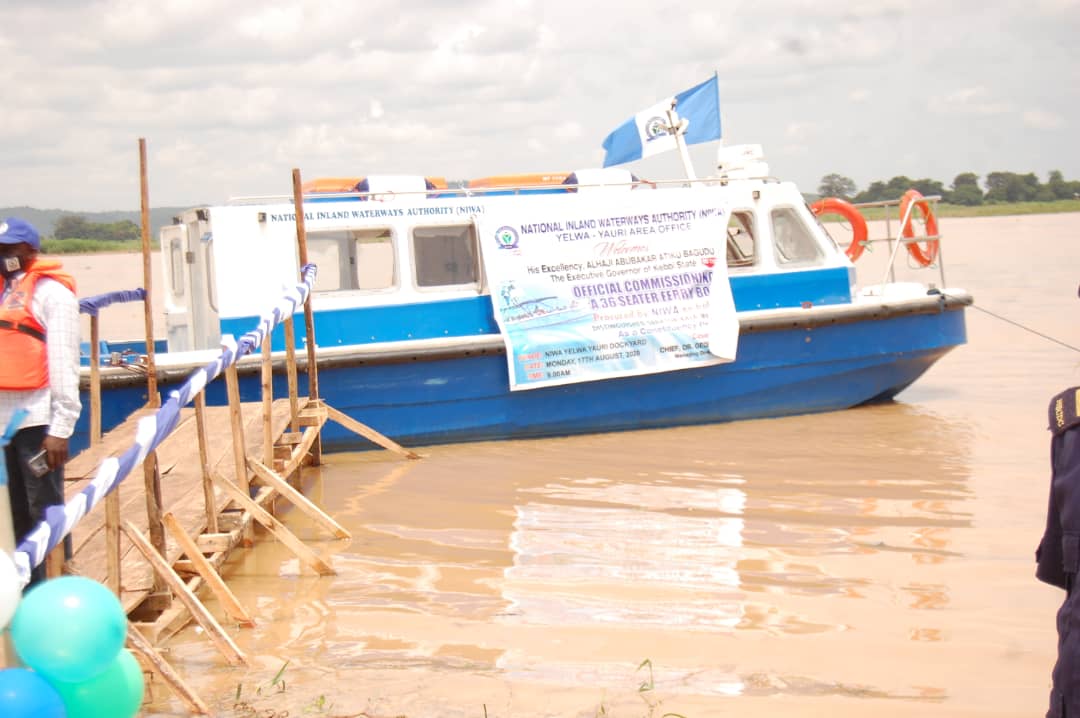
left=943, top=291, right=1080, bottom=354
left=11, top=264, right=318, bottom=587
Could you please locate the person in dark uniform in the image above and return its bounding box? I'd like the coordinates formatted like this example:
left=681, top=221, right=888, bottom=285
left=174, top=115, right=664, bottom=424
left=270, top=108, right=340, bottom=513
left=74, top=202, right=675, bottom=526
left=1037, top=383, right=1080, bottom=717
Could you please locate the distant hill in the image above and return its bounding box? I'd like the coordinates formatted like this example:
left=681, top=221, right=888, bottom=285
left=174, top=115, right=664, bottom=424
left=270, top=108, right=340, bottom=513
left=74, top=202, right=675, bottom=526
left=0, top=206, right=197, bottom=240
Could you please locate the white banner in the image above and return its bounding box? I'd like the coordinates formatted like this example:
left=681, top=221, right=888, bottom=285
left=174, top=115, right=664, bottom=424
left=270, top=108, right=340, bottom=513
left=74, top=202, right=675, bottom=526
left=478, top=188, right=738, bottom=390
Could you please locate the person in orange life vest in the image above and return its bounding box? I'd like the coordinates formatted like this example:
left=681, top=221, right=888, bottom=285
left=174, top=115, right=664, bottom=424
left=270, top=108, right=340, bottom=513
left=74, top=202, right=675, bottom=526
left=0, top=217, right=80, bottom=587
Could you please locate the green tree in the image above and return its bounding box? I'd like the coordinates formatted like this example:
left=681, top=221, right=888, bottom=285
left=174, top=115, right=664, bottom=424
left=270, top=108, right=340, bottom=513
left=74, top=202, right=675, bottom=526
left=817, top=173, right=857, bottom=199
left=53, top=215, right=92, bottom=240
left=985, top=171, right=1042, bottom=202
left=952, top=172, right=980, bottom=189
left=853, top=181, right=889, bottom=203
left=52, top=215, right=139, bottom=242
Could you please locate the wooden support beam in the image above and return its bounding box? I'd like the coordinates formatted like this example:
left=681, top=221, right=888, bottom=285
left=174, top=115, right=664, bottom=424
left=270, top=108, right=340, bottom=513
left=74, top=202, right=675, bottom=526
left=194, top=392, right=219, bottom=534
left=261, top=334, right=274, bottom=467
left=127, top=623, right=212, bottom=716
left=325, top=403, right=420, bottom=460
left=247, top=458, right=351, bottom=539
left=105, top=492, right=122, bottom=594
left=209, top=472, right=335, bottom=576
left=123, top=521, right=249, bottom=667
left=224, top=363, right=249, bottom=495
left=284, top=317, right=300, bottom=434
left=143, top=452, right=169, bottom=596
left=162, top=513, right=255, bottom=628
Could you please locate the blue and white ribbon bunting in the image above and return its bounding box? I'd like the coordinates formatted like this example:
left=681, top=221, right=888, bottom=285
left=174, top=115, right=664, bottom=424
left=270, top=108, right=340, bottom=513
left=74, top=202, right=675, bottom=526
left=12, top=264, right=317, bottom=586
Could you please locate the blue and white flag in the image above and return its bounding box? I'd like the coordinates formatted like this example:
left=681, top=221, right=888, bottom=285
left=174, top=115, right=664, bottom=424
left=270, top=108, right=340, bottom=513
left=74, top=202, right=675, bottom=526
left=601, top=75, right=721, bottom=168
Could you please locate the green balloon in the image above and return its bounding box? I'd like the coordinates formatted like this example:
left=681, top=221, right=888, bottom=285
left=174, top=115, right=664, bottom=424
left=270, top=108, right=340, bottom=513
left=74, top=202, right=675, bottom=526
left=51, top=648, right=145, bottom=718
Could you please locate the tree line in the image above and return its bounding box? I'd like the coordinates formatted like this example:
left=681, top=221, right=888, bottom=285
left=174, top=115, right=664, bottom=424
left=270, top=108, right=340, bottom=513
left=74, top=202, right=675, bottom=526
left=817, top=170, right=1080, bottom=206
left=52, top=216, right=141, bottom=242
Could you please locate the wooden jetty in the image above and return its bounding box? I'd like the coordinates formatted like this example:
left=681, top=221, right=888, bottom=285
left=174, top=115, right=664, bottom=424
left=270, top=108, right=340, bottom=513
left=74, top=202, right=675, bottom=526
left=1, top=154, right=419, bottom=716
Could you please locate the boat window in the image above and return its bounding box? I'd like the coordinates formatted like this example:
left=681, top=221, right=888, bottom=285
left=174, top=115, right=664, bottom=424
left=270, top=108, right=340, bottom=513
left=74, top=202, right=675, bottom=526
left=771, top=207, right=824, bottom=265
left=306, top=231, right=350, bottom=292
left=412, top=225, right=479, bottom=288
left=353, top=229, right=395, bottom=290
left=304, top=229, right=397, bottom=292
left=725, top=210, right=755, bottom=270
left=169, top=238, right=185, bottom=297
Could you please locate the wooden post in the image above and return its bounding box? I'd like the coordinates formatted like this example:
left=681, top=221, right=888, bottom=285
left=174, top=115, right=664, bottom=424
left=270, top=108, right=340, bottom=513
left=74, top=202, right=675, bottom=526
left=138, top=138, right=159, bottom=408
left=138, top=138, right=166, bottom=598
left=224, top=363, right=249, bottom=496
left=142, top=454, right=168, bottom=598
left=291, top=168, right=322, bottom=465
left=261, top=334, right=273, bottom=467
left=90, top=315, right=102, bottom=443
left=284, top=317, right=299, bottom=434
left=94, top=315, right=123, bottom=595
left=194, top=392, right=218, bottom=534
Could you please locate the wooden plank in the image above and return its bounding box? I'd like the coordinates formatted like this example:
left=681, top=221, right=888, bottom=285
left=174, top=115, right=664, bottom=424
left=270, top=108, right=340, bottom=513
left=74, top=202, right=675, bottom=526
left=162, top=513, right=255, bottom=628
left=325, top=403, right=420, bottom=460
left=247, top=457, right=350, bottom=539
left=209, top=472, right=335, bottom=576
left=123, top=521, right=248, bottom=667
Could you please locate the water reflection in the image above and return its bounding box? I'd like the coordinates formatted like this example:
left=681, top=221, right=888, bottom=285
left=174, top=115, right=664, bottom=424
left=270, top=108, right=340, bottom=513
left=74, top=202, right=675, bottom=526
left=150, top=399, right=976, bottom=713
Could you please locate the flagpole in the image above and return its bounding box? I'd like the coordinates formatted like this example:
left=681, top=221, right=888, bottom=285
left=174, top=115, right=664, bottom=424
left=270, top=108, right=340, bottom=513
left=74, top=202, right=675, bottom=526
left=666, top=102, right=698, bottom=182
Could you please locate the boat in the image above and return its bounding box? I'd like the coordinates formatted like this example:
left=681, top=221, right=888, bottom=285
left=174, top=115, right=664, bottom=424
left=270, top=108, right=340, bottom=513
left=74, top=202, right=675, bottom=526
left=72, top=145, right=970, bottom=455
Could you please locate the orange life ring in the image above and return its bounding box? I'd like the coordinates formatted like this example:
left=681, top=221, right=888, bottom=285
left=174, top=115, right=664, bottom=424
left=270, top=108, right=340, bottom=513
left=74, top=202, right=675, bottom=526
left=810, top=197, right=869, bottom=261
left=900, top=189, right=939, bottom=267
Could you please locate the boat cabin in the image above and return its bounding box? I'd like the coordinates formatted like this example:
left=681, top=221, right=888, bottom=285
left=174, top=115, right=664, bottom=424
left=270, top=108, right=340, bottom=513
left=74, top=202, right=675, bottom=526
left=159, top=152, right=852, bottom=353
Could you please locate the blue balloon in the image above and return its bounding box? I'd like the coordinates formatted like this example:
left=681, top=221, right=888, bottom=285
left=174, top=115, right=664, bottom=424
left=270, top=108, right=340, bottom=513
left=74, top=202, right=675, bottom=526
left=0, top=667, right=67, bottom=718
left=11, top=576, right=127, bottom=683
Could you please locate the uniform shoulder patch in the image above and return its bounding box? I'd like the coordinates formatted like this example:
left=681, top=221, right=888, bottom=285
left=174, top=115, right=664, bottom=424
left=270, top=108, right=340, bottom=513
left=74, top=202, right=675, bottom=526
left=1049, top=387, right=1080, bottom=435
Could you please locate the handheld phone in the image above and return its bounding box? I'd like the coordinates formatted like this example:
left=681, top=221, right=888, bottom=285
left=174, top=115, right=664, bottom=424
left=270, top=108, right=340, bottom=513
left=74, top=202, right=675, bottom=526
left=28, top=449, right=49, bottom=477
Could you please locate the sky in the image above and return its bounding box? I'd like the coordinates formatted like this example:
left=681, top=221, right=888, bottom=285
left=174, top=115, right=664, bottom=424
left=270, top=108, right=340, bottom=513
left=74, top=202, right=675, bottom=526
left=0, top=0, right=1076, bottom=212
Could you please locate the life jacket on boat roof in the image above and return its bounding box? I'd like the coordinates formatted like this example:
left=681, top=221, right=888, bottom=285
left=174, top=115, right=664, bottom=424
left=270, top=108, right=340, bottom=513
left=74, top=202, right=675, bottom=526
left=466, top=173, right=572, bottom=196
left=302, top=175, right=449, bottom=200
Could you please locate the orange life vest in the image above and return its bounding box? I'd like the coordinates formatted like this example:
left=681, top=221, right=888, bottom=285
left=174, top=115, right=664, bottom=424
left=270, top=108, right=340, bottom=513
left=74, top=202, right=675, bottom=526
left=0, top=258, right=77, bottom=390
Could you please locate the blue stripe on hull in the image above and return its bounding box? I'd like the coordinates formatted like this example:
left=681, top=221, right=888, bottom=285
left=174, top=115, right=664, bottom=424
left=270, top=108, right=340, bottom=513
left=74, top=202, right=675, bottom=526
left=217, top=267, right=855, bottom=350
left=77, top=307, right=964, bottom=455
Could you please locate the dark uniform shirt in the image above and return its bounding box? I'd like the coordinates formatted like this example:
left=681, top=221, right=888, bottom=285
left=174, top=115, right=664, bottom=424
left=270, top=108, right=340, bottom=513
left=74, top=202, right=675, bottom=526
left=1038, top=386, right=1080, bottom=717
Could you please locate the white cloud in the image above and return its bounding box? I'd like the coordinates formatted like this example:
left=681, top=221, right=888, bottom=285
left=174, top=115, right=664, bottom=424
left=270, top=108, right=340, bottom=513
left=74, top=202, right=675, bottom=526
left=1023, top=109, right=1066, bottom=130
left=0, top=1, right=1075, bottom=210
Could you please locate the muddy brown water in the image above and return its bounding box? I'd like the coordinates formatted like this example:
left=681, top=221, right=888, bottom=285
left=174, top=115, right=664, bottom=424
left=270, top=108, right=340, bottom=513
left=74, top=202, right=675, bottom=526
left=65, top=213, right=1080, bottom=716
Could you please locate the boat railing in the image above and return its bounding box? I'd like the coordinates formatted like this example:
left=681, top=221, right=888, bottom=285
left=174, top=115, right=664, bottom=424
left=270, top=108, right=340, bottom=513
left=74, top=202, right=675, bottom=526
left=853, top=194, right=947, bottom=289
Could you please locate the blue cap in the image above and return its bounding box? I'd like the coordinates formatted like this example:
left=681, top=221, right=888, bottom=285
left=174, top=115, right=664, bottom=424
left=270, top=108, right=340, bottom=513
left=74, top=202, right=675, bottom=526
left=0, top=218, right=40, bottom=250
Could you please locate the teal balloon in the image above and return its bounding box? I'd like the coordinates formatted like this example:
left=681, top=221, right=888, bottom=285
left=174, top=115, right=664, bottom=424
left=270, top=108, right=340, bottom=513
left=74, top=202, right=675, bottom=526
left=52, top=649, right=144, bottom=718
left=0, top=667, right=67, bottom=718
left=11, top=576, right=126, bottom=683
